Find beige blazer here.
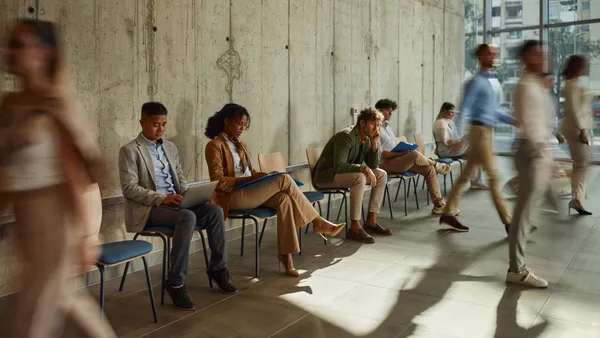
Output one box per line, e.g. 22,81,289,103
561,79,592,135
119,133,187,233
205,134,257,219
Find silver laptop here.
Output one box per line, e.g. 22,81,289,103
177,181,218,209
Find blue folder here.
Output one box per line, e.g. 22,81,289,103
391,141,418,152
234,172,304,189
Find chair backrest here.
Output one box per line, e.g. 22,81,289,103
432,132,441,157
414,134,425,155
306,147,324,190
258,152,287,172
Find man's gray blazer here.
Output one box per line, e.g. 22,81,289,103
119,133,188,233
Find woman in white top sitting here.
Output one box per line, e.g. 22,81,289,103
204,104,344,277
433,102,470,158
433,102,486,190
561,55,593,215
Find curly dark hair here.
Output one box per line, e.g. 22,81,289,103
375,99,398,111
204,103,251,139
356,107,383,127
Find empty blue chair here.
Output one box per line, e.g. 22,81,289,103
97,240,157,323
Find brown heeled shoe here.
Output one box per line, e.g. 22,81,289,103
312,222,345,240
277,255,299,277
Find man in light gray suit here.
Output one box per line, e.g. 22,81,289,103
119,102,238,311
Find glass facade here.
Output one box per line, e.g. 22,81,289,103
464,0,600,159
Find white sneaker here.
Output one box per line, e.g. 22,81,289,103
506,269,548,288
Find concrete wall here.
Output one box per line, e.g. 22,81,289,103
0,0,465,295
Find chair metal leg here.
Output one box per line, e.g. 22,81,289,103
450,171,454,188
412,177,419,210
407,178,412,197
98,264,105,318
141,256,158,323
326,194,332,220
199,231,213,288
403,180,408,216
252,217,260,278
443,174,448,196
240,218,246,256
118,261,131,292
258,218,268,248
343,193,349,237
298,227,303,256
386,184,393,219
335,195,345,222
317,201,323,215
167,238,172,271
159,236,167,305
394,179,402,202
118,233,141,292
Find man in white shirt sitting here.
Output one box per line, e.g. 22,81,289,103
375,99,451,215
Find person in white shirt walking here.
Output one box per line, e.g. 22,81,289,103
506,40,553,288
561,55,593,215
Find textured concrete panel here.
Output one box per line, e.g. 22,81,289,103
372,0,400,133
290,0,318,164
314,0,335,147
198,0,230,179
398,0,424,142
444,11,465,105
333,0,371,131
421,4,445,143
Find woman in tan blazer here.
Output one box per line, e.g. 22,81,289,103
205,104,344,276
561,55,593,215
0,19,115,337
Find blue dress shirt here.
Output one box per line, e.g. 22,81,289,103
142,135,176,195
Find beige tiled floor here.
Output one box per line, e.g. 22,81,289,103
91,158,600,337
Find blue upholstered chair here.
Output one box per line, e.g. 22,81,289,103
96,240,157,323
118,225,212,305
229,207,277,278
257,152,327,249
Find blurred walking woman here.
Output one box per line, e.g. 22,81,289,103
0,20,115,337
561,55,593,215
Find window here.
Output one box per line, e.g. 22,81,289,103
465,1,600,159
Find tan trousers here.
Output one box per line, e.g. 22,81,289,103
565,132,590,201
317,168,387,221
442,125,511,225
8,185,116,338
380,151,444,204
229,174,319,254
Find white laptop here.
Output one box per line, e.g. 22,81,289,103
176,181,218,209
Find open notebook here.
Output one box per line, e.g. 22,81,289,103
391,141,418,152
234,172,304,190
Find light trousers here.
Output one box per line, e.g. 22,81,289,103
380,151,443,204
438,141,484,185
565,132,590,201
7,185,116,338
509,140,551,272
229,174,319,255
442,125,512,225
317,168,387,221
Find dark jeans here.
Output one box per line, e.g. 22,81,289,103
146,203,227,286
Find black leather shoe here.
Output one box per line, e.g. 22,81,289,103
207,269,239,294
166,284,196,311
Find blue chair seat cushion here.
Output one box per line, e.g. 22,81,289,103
229,207,277,219
98,240,153,265
303,191,325,202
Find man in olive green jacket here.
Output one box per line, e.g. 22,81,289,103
313,108,390,243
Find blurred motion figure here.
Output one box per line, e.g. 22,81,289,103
0,19,115,337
